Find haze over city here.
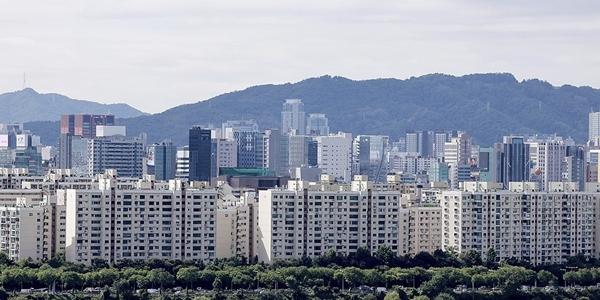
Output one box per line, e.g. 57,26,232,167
3,2,600,300
1,0,600,112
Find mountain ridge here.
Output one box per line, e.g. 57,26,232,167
0,87,146,123
22,73,600,146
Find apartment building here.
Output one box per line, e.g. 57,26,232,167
440,181,597,265
408,205,442,255
61,174,256,265
257,175,411,263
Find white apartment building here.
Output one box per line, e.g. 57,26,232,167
0,205,45,261
315,132,353,182
61,175,256,265
440,181,597,265
257,175,411,263
408,205,442,255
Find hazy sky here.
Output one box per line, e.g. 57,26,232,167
1,0,599,113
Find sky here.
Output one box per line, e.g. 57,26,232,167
1,0,599,113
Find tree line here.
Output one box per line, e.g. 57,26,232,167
2,248,600,300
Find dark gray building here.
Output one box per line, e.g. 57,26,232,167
189,127,212,181
153,141,177,181
499,136,530,188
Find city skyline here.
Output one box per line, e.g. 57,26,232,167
1,1,599,112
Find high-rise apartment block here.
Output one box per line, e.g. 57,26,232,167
441,182,595,265
257,175,411,263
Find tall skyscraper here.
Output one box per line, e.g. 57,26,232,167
60,114,115,139
222,120,265,168
589,112,600,143
189,127,212,181
153,141,177,181
281,99,306,135
306,113,329,136
499,136,530,187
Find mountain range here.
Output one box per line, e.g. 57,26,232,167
21,73,600,146
0,88,145,122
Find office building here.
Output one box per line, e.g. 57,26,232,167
87,135,145,178
352,135,389,182
281,99,306,135
153,141,177,181
211,138,238,177
306,113,329,136
499,136,530,188
60,114,115,139
315,133,353,182
189,127,212,181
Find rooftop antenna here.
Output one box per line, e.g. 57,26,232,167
22,72,26,89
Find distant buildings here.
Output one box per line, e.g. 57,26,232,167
306,113,329,136
60,114,114,139
281,99,306,135
0,124,43,175
589,111,600,143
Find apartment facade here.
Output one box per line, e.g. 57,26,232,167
440,182,597,265
257,175,411,263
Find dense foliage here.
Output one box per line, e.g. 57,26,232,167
3,249,600,300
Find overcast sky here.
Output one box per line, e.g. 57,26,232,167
1,0,599,113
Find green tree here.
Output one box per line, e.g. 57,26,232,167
384,291,401,300
61,271,84,290
433,293,455,300
375,246,397,266
460,250,482,267
0,253,11,266
213,277,223,291
176,266,199,294
147,269,175,290
37,268,60,292
485,248,497,267
113,278,133,299
0,287,8,300
536,270,557,287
